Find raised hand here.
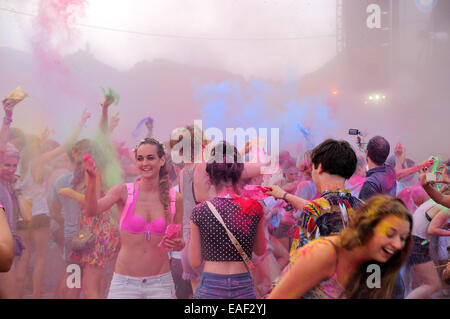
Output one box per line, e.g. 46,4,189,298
419,168,428,187
419,159,434,170
2,98,17,118
144,118,153,130
39,126,51,142
82,153,97,177
109,112,120,131
243,137,260,155
265,185,286,200
102,95,114,109
80,109,91,126
145,118,153,137
394,143,404,158
436,164,450,184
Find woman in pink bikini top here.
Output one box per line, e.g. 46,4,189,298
83,137,184,299
119,180,172,238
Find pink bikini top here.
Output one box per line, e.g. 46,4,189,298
119,180,176,238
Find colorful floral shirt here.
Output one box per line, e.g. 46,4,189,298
289,189,362,261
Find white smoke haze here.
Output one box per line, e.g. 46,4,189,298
0,0,449,163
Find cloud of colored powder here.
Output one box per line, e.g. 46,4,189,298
30,0,88,94
194,79,340,157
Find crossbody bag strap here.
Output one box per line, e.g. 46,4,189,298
206,201,255,270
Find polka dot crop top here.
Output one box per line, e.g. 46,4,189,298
191,197,263,262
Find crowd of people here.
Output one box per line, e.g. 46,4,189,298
0,92,449,299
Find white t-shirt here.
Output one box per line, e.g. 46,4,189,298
16,167,49,219
412,200,449,240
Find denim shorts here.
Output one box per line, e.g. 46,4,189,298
194,272,255,299
107,272,176,299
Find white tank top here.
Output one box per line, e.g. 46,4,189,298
412,200,449,239
16,167,49,219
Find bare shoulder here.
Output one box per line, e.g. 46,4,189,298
292,237,339,272
175,191,183,202
302,237,339,255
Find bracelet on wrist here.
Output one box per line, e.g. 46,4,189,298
283,192,289,202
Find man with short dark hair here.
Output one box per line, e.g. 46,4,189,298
359,136,396,201
358,136,406,299
266,139,363,259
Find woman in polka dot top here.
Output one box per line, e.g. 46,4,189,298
189,141,267,299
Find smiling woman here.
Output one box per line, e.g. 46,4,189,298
268,195,413,299
81,136,185,299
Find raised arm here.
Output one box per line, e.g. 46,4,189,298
394,143,433,180
420,168,450,208
0,98,17,151
394,143,406,174
100,96,115,133
240,138,264,179
144,118,153,138
82,154,125,217
265,184,309,211
31,109,91,183
427,207,450,237
396,160,434,181
109,112,120,134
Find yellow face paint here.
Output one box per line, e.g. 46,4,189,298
377,220,392,237
375,215,410,237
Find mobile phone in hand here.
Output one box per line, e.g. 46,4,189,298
426,172,437,182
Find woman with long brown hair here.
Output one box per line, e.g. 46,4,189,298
82,137,184,298
268,195,413,299
57,138,121,298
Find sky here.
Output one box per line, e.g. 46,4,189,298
0,0,337,79
0,0,448,163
